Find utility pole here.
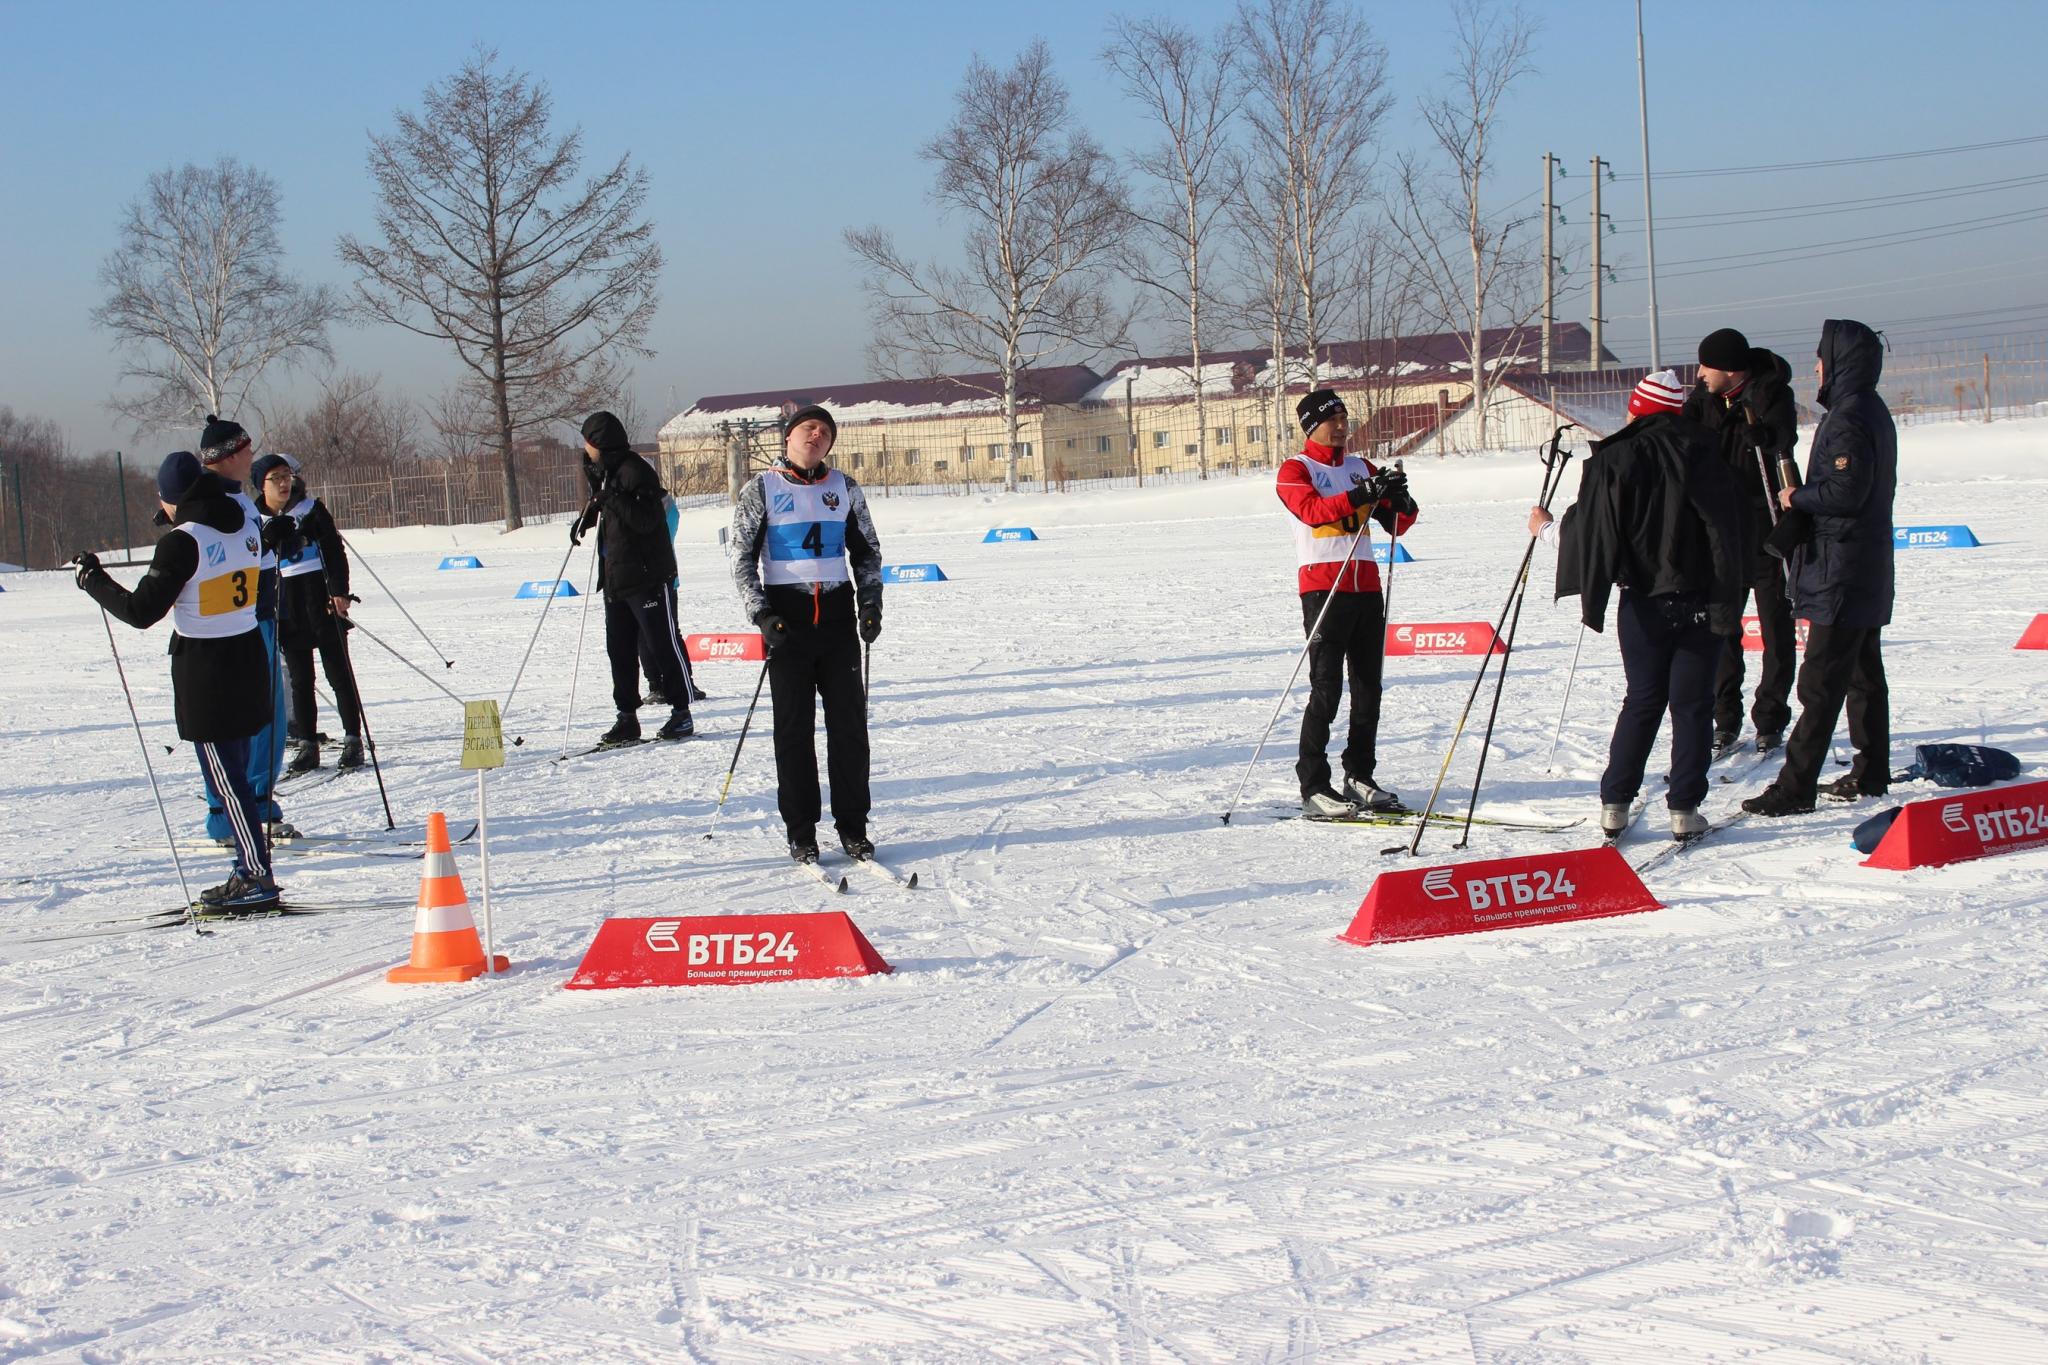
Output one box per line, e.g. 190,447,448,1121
1590,156,1607,374
1126,375,1141,488
115,451,132,555
1540,152,1555,374
1636,0,1663,368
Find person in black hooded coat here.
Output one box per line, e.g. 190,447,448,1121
251,454,365,771
572,411,695,744
1745,318,1897,815
1682,328,1800,751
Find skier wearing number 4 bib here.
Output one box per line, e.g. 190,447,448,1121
1277,389,1418,819
731,403,884,865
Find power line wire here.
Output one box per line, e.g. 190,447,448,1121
1608,132,2048,181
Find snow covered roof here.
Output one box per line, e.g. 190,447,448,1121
1084,324,1613,403
660,366,1103,441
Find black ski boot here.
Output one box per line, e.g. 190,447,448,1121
789,837,821,865
644,687,669,708
285,738,320,774
1712,728,1742,759
840,833,875,861
266,820,301,842
1822,772,1886,802
337,736,364,770
1756,729,1785,754
598,714,641,747
690,683,710,702
1741,786,1814,818
656,707,695,740
200,871,281,912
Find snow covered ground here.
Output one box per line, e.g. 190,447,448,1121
3,417,2046,1361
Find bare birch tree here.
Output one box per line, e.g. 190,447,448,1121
338,49,662,530
1102,15,1242,479
1223,162,1305,459
92,159,337,435
1391,0,1539,449
846,41,1128,493
1232,0,1391,386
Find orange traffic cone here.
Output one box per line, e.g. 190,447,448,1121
387,811,509,983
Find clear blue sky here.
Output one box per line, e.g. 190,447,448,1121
5,0,2046,456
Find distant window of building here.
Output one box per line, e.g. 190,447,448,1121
847,452,862,469
1247,425,1265,444
904,449,920,465
877,452,892,467
934,459,949,473
1152,431,1167,448
1214,427,1232,445
1095,435,1113,453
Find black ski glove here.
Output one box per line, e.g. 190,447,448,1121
71,551,100,589
260,515,299,555
859,607,882,644
754,610,789,654
569,499,600,546
1347,467,1406,510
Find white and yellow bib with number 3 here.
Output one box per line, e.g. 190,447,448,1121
171,517,262,639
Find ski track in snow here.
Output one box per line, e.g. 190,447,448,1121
2,420,2047,1360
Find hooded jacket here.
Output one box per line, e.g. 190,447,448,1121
1681,347,1799,524
1788,319,1896,628
81,482,270,743
265,478,351,648
1553,410,1747,635
578,412,676,598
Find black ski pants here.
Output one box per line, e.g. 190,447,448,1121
284,628,363,740
1713,544,1795,738
767,618,870,843
606,588,691,717
638,581,698,699
1602,590,1719,810
1770,623,1889,801
1295,589,1385,796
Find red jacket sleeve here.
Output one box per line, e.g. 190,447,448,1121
1275,458,1357,527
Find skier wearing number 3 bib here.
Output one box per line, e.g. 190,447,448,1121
732,404,885,865
1277,389,1419,819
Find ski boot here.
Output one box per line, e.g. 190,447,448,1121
597,714,641,748
1755,729,1785,755
1711,728,1742,759
840,833,875,861
1342,774,1403,812
265,820,302,842
643,687,669,708
1301,787,1358,819
656,707,695,740
1670,807,1710,842
285,738,320,774
1600,803,1631,840
1741,786,1814,818
789,837,821,865
1822,772,1885,802
200,871,281,913
337,736,364,769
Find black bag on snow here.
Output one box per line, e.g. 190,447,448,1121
1901,744,2021,789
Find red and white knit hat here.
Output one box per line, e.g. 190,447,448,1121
1626,368,1687,419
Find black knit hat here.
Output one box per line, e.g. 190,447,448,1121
249,453,294,489
198,414,250,465
782,403,837,447
1697,328,1751,372
1296,388,1346,436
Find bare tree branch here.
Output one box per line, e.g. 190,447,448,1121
337,48,662,529
92,159,338,436
845,41,1130,492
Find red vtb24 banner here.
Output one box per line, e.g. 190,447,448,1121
1343,846,1660,945
1861,778,2048,870
1383,622,1505,656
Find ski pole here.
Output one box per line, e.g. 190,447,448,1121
1393,425,1576,856
340,534,455,667
331,614,396,831
560,540,599,758
1544,622,1587,772
863,639,872,709
1375,460,1406,683
1454,426,1580,848
1220,517,1373,825
501,537,580,730
345,619,468,707
95,604,201,933
704,658,772,840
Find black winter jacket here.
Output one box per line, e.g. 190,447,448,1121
82,488,270,743
1681,348,1798,526
1788,319,1896,628
265,482,352,648
578,414,676,599
1554,411,1747,635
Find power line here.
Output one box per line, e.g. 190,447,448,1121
1610,204,2048,283
1608,132,2048,181
1608,172,2048,232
